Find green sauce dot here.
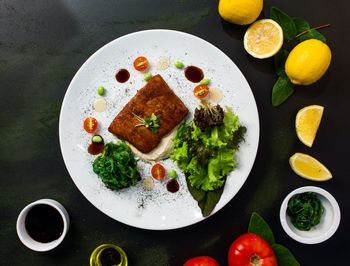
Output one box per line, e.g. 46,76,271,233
97,86,105,96
174,61,184,69
168,169,178,179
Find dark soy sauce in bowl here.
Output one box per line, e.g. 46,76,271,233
25,204,64,243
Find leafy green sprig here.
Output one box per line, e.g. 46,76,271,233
270,6,330,107
133,112,160,133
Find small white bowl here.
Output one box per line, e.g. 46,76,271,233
280,186,340,244
16,199,70,252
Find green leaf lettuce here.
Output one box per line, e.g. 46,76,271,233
171,109,243,191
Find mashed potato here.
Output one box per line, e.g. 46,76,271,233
127,126,178,162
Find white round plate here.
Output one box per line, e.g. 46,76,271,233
59,29,259,230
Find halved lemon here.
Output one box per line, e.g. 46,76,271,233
289,153,332,181
296,105,324,147
243,19,283,59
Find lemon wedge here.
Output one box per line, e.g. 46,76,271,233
296,105,324,147
244,19,283,59
289,153,332,181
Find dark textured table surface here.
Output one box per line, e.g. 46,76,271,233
1,0,349,265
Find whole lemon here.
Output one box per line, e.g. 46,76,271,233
218,0,263,25
285,39,332,85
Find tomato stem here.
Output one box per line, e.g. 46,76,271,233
250,254,260,266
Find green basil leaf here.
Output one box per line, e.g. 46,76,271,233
271,75,294,107
186,176,206,202
186,176,225,217
274,49,289,77
272,244,301,266
299,29,327,43
270,6,297,41
248,212,275,245
293,17,310,34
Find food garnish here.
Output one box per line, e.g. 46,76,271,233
166,179,179,193
151,163,166,181
244,19,283,59
133,112,159,134
295,105,324,147
194,100,224,132
92,142,140,191
193,84,209,100
171,105,246,216
143,72,152,81
289,153,332,181
174,60,184,69
88,140,104,155
93,98,107,113
168,169,177,179
92,135,104,144
287,192,324,231
156,56,170,70
184,66,204,83
115,69,130,83
200,78,211,85
209,88,223,103
83,117,99,133
142,176,154,191
133,56,149,72
97,86,105,96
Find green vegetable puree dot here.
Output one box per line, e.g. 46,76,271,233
144,72,152,81
200,78,211,85
168,169,178,179
97,86,105,95
174,61,184,69
92,135,103,143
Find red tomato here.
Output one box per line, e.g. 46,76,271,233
228,233,277,266
151,163,166,181
193,84,209,99
133,56,149,71
184,256,220,266
83,117,98,133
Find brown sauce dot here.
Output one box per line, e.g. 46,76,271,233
167,179,179,193
115,69,130,83
88,142,104,155
184,66,204,83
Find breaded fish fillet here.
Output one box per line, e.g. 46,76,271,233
108,74,188,153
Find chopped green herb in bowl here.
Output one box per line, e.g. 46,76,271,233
287,192,324,231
